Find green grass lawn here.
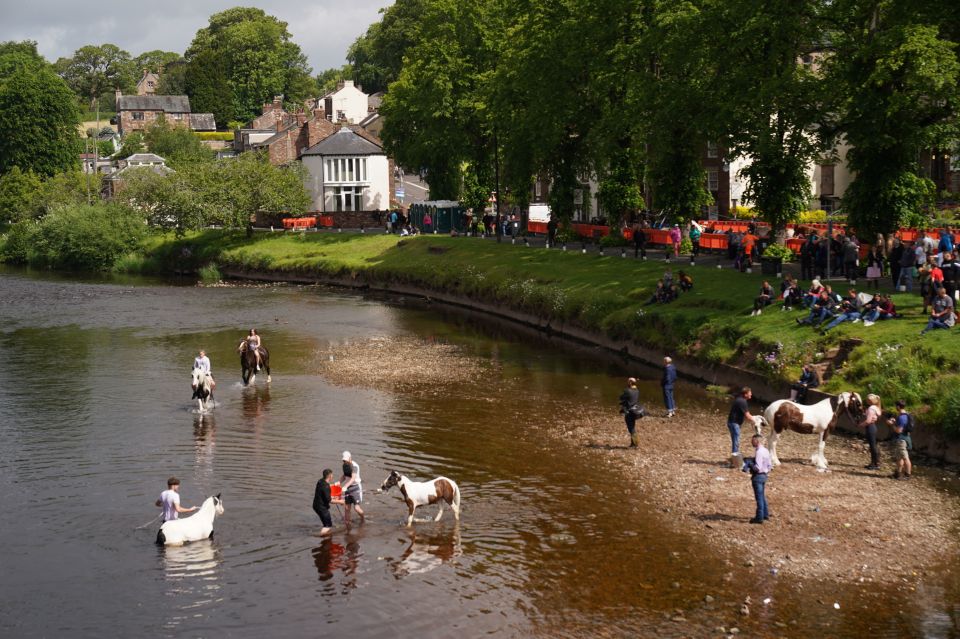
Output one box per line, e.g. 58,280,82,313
136,230,960,432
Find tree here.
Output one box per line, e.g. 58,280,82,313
830,1,960,236
347,0,429,93
184,7,314,124
116,131,145,159
133,50,181,74
114,164,214,232
0,52,81,176
55,44,135,109
0,166,43,223
708,0,830,233
156,59,188,95
316,65,353,95
142,117,211,166
212,153,310,233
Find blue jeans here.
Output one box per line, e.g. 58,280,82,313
624,413,637,435
922,319,951,333
663,386,675,411
898,268,914,292
823,311,860,332
727,422,740,454
752,473,769,520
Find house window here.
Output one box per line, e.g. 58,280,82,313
337,110,346,122
535,181,542,198
147,81,155,88
132,112,144,121
333,186,364,211
707,141,718,158
324,157,368,184
172,113,183,120
705,171,717,191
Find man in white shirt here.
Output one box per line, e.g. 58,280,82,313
156,477,197,522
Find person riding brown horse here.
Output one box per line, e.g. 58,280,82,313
238,329,271,385
238,329,263,370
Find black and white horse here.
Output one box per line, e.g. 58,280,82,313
191,368,215,411
759,392,863,471
380,471,461,527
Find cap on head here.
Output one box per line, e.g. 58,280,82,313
342,451,351,461
627,377,638,385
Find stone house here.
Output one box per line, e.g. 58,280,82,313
136,70,160,96
114,91,217,136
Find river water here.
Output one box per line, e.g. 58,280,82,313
0,268,957,638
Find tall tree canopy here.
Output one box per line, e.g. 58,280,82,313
55,44,135,110
133,50,181,74
184,7,315,125
0,46,80,176
347,0,429,94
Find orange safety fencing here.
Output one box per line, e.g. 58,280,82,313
528,221,548,234
282,216,317,229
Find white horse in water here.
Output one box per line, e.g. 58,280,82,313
156,494,224,546
758,392,863,471
380,471,461,527
191,368,215,412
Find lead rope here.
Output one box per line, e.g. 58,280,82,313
134,513,163,530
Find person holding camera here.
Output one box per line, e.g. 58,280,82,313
619,377,645,448
743,434,772,524
888,400,914,480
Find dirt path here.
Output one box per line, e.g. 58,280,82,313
317,335,960,585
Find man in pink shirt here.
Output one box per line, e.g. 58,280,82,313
745,434,772,524
669,224,682,258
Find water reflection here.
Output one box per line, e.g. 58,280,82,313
159,541,224,631
388,526,461,579
241,384,271,423
312,532,363,591
193,412,216,466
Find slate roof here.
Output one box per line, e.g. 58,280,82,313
190,113,217,131
124,153,167,164
117,95,191,112
301,126,383,156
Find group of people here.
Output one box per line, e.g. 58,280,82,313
645,269,694,305
158,451,366,539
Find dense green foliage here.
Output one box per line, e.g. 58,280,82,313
2,203,145,270
0,44,81,177
54,43,136,110
184,7,315,125
142,117,211,165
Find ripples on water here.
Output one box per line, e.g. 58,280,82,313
1,270,959,638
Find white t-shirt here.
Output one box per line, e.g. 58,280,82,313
194,356,211,374
160,489,180,521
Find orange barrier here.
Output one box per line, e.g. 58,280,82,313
528,221,548,234
785,238,804,253
571,223,610,238
282,216,316,229
645,229,673,245
317,215,335,227
699,233,728,250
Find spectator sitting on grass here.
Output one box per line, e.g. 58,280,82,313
789,364,819,402
752,280,773,316
862,294,896,326
780,275,803,310
821,289,862,333
663,268,674,289
920,287,955,335
802,279,824,308
646,280,667,305
677,270,694,292
797,286,841,327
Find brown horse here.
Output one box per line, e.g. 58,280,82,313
240,344,271,385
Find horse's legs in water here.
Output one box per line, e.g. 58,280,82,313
406,504,415,527
434,500,444,522
769,428,782,466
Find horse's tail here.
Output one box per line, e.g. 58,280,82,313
451,480,461,519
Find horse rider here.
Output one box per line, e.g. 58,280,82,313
239,329,263,371
156,476,197,522
193,350,216,389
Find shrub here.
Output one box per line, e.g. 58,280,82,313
195,132,234,141
8,203,147,270
762,244,795,261
928,376,960,437
0,221,40,263
730,205,755,220
199,262,223,283
599,232,629,247
797,209,828,224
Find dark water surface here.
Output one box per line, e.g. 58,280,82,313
1,268,958,638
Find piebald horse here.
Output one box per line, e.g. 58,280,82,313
759,392,863,471
380,471,461,527
191,368,214,411
156,494,225,546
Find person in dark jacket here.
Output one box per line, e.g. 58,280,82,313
889,240,904,289
800,236,815,280
312,468,339,536
619,377,644,448
752,280,774,315
843,238,859,282
633,223,647,259
661,357,677,417
789,364,819,402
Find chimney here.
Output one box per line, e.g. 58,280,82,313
115,88,122,101
312,108,325,121
295,111,306,126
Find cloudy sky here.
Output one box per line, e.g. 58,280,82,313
0,0,390,72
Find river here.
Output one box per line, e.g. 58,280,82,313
0,268,957,638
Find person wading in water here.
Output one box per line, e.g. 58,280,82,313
619,377,645,448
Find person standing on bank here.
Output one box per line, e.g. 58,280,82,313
859,394,883,470
661,357,677,418
618,377,645,448
156,477,197,522
340,451,365,524
745,434,772,524
727,387,756,457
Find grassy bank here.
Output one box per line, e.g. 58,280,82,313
80,230,960,433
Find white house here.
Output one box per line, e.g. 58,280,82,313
301,126,390,212
320,80,370,124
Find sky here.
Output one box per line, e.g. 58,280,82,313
0,0,390,72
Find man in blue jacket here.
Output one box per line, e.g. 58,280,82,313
662,356,677,417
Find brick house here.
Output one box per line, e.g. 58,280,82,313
114,91,217,135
